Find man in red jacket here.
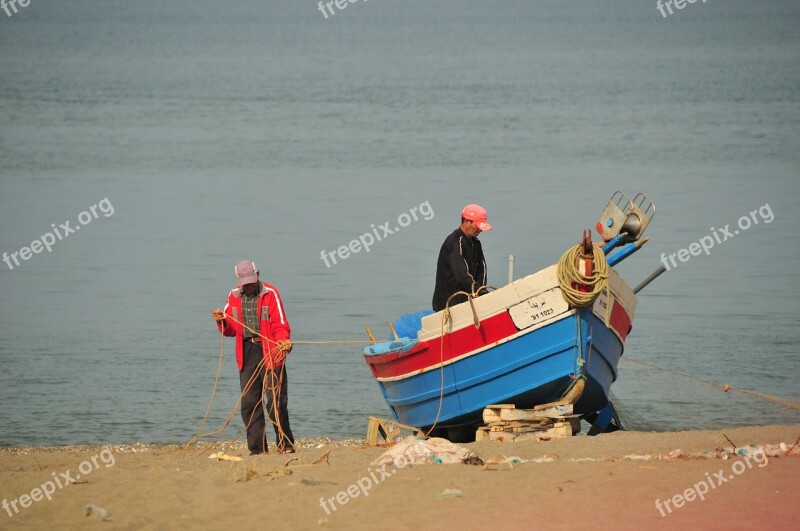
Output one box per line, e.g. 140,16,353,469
211,260,295,455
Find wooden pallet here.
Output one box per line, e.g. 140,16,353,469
476,404,580,442
366,417,425,445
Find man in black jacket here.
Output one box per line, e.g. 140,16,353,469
432,204,492,312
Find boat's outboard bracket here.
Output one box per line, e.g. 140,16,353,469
596,191,655,242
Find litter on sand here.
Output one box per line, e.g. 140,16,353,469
300,476,337,486
85,503,110,520
620,441,800,462
372,436,470,466
208,452,243,462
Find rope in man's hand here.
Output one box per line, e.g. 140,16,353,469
211,308,293,352
211,308,377,347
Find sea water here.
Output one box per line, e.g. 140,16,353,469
1,0,798,445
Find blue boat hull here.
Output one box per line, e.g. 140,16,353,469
376,309,623,430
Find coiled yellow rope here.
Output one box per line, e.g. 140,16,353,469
557,244,609,308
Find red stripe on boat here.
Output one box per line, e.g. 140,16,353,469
365,311,519,380
610,300,631,341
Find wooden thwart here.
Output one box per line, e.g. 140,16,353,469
476,404,580,443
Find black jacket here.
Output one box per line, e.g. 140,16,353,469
432,228,487,312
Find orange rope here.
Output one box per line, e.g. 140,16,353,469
180,332,226,456
424,288,484,437
187,353,266,456
200,296,485,446
219,313,294,447
187,314,296,455
220,313,376,347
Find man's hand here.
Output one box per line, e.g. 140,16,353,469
211,308,225,322
277,340,293,354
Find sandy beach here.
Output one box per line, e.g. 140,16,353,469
1,424,797,530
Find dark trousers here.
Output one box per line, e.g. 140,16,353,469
239,340,295,453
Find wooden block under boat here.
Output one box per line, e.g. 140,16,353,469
476,416,579,442
488,430,518,442
483,410,502,423
511,425,541,433
501,404,573,421
475,427,489,441
483,403,574,424
513,423,573,442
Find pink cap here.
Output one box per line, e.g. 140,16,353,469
461,204,492,231
234,260,259,285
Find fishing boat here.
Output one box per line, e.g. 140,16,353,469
363,192,658,439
